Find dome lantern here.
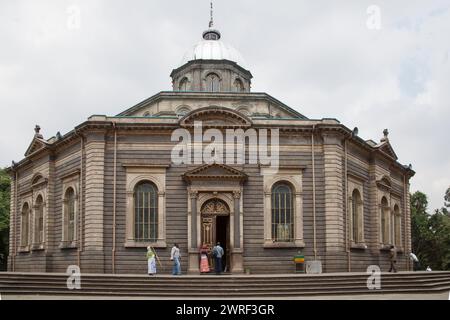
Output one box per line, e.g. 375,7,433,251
171,1,253,92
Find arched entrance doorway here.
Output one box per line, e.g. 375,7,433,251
201,199,230,272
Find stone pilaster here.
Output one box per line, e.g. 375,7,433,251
82,131,105,273
45,155,56,270
405,181,412,266
233,191,241,249
231,190,243,274
188,191,200,274
323,133,345,271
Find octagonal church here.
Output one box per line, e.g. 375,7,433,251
7,15,415,275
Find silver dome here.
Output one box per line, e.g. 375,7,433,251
180,35,247,69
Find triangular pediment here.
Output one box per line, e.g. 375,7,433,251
25,137,49,157
183,163,248,183
377,141,398,160
180,107,252,128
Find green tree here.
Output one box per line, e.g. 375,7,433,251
0,168,10,271
411,190,450,270
445,186,450,208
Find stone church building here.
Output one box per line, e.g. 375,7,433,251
7,17,415,274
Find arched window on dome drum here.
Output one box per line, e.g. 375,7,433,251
21,203,30,247
179,77,190,91
64,188,76,242
271,183,294,242
34,195,44,244
134,181,158,242
205,73,220,92
233,79,245,92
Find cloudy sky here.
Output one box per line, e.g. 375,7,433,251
0,0,448,211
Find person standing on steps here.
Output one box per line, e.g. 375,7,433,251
389,245,397,273
171,243,181,275
212,242,224,275
146,246,157,276
200,244,210,274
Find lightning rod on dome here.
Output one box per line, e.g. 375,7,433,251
209,1,214,28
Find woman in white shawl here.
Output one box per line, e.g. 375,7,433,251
146,246,157,275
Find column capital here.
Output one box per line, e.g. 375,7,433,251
189,191,199,199
233,190,241,199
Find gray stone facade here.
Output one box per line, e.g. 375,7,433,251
6,22,415,275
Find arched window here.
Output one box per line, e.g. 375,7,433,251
205,73,220,92
179,77,190,91
134,181,158,242
64,188,76,242
351,189,363,243
176,106,191,117
21,203,30,247
34,195,44,244
271,183,294,242
393,205,401,247
380,197,389,244
233,79,245,92
143,111,152,117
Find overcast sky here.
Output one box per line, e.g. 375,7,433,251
0,0,448,211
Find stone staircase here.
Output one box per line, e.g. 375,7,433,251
0,271,449,299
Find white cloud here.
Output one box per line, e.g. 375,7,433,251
0,0,448,210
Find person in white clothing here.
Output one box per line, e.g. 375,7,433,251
170,243,181,275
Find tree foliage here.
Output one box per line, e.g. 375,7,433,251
411,191,450,271
0,168,10,270
445,186,450,208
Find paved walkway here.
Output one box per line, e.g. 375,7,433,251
2,291,449,300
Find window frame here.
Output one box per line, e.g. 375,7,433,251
60,172,80,250
124,166,167,248
205,73,221,92
33,194,45,247
178,77,190,91
233,78,245,92
380,196,390,245
20,202,31,250
133,181,159,242
271,182,294,242
262,168,305,248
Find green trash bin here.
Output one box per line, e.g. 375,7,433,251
293,254,305,273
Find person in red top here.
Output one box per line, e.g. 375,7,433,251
200,244,210,273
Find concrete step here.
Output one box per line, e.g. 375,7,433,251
1,272,449,298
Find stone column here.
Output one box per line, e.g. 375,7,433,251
82,131,105,273
45,155,56,271
405,181,412,268
233,191,241,249
231,190,244,274
188,191,200,274
323,133,345,272
8,172,16,271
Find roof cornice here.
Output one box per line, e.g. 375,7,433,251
116,91,307,119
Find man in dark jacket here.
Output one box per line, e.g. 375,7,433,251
389,245,397,273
